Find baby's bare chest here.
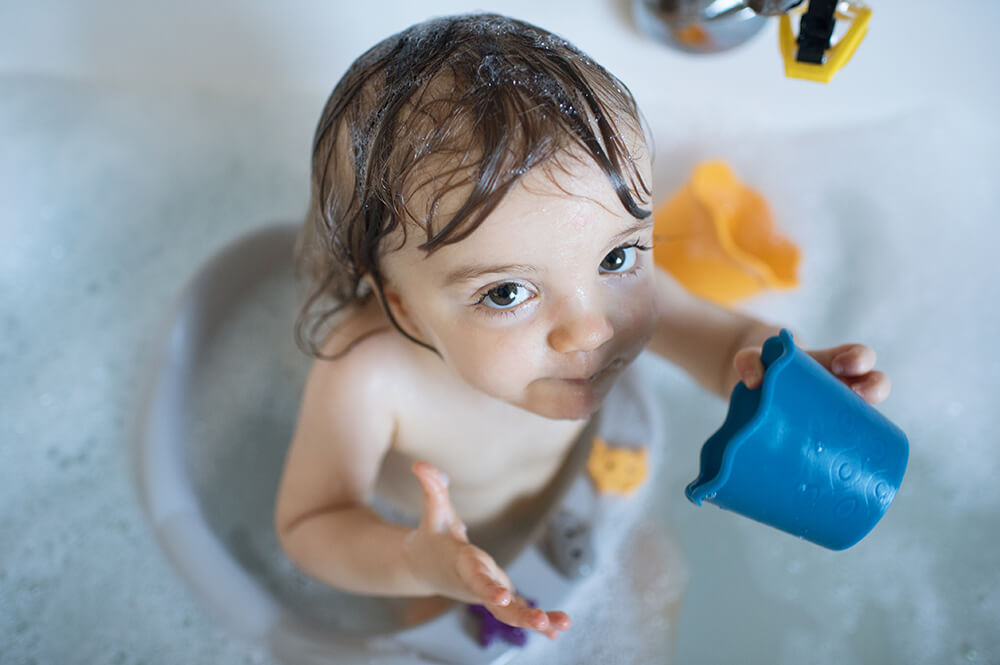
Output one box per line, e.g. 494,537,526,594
401,411,577,483
378,386,586,524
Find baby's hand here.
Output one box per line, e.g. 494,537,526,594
404,462,571,640
733,342,891,405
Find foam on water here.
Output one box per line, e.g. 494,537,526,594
3,18,1000,661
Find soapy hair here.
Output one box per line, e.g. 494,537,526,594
295,12,651,357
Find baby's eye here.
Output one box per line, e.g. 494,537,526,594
600,245,638,274
480,282,532,309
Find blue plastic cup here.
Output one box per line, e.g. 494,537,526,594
686,330,909,550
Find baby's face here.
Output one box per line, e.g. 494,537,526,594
381,152,657,420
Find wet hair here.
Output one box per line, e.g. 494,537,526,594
295,12,651,358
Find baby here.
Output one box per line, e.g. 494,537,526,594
275,13,890,640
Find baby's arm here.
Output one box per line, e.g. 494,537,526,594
646,267,781,398
275,342,569,637
647,268,890,403
274,345,428,595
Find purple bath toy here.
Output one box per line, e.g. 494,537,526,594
467,599,537,648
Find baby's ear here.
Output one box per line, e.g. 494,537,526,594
373,276,425,343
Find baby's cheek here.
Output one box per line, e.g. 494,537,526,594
615,287,658,350
446,331,540,398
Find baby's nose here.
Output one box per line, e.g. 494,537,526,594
547,306,614,354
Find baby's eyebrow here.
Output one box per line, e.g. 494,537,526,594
443,262,539,285
609,218,654,245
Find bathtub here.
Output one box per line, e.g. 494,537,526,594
2,1,997,663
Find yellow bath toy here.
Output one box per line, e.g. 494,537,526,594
586,438,648,496
653,161,800,305
779,2,872,84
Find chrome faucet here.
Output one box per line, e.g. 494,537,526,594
633,0,800,54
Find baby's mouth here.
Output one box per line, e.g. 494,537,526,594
565,358,625,384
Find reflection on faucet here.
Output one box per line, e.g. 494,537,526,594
632,0,784,53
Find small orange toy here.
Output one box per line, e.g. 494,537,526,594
586,438,648,496
653,161,800,305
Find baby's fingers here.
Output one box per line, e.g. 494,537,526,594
809,344,877,377
488,597,571,639
733,347,765,389
454,548,571,638
456,546,512,607
412,461,464,537
470,568,512,607
544,610,571,633
808,344,890,404
844,370,891,405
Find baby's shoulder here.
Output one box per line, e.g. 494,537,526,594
317,296,392,358
309,300,426,409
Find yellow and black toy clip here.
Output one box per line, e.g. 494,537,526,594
779,1,871,82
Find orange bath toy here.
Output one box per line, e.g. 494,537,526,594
653,161,800,305
586,438,648,496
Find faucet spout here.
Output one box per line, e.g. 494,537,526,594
633,0,770,54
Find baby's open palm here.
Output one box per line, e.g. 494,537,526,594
405,461,571,639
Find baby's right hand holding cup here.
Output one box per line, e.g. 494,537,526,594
405,462,571,639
